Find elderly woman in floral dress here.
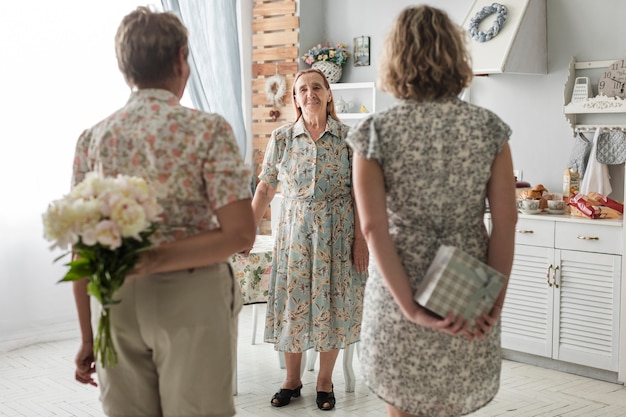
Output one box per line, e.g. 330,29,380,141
249,68,368,411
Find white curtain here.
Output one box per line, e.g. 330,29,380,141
161,0,247,157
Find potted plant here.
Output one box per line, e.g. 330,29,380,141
301,41,350,83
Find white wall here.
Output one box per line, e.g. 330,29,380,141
320,0,626,200
0,0,150,351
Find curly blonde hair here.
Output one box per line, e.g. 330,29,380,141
378,5,473,101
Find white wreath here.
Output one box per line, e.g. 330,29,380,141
468,3,507,42
264,74,287,108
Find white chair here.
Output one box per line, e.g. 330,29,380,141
250,304,262,344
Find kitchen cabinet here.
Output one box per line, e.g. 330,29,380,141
501,215,622,373
330,82,376,126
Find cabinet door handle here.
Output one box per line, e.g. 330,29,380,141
546,264,553,286
577,235,599,240
552,265,560,288
516,229,534,234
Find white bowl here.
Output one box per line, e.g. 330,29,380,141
547,200,566,211
521,200,540,211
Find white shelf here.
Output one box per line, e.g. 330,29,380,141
563,57,626,131
564,96,626,114
330,82,374,90
337,113,372,119
330,82,376,125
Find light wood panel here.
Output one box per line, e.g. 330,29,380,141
252,105,295,122
252,0,299,180
252,46,299,62
252,62,298,77
253,0,296,17
252,15,299,32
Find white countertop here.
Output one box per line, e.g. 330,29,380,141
485,211,623,227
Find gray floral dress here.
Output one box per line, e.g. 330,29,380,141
260,117,367,353
346,98,511,417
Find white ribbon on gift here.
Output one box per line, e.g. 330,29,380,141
460,267,502,320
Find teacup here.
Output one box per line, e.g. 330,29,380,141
547,200,566,211
521,199,540,211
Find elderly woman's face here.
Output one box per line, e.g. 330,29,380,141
294,73,331,118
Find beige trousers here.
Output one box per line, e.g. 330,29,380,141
94,263,242,417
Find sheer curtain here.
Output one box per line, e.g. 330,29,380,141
161,0,247,157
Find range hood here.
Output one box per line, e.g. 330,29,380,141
462,0,547,75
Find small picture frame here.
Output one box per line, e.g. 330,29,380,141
353,36,370,67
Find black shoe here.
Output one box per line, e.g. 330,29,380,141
271,384,303,407
316,385,335,411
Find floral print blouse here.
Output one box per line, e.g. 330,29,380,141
259,117,352,198
72,89,251,245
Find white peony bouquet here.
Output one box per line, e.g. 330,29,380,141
42,172,163,367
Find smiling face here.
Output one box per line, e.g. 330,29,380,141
293,72,332,120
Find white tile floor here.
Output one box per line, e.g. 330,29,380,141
1,304,626,417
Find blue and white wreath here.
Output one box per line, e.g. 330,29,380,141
468,3,508,42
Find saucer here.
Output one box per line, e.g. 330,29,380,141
547,209,566,215
520,209,541,215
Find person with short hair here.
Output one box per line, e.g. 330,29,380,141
71,6,255,417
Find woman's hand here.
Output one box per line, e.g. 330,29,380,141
75,341,97,387
405,303,474,340
470,304,502,340
125,249,156,279
239,243,254,257
352,237,369,274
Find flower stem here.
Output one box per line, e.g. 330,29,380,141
94,307,118,368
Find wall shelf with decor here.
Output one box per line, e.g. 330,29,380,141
563,57,626,132
330,82,376,125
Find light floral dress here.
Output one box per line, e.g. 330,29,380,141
260,117,367,352
346,98,511,417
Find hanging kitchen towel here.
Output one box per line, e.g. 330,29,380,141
580,128,612,196
567,132,592,178
596,130,626,165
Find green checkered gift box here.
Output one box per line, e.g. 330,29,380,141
415,245,507,328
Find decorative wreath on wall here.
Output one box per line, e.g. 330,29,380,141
265,74,286,107
468,3,508,42
264,74,286,121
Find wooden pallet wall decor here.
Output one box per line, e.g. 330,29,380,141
252,0,299,177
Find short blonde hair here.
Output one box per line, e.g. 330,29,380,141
114,6,189,88
292,68,340,123
378,5,473,101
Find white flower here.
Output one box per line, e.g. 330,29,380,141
110,197,147,239
122,176,152,202
94,220,122,249
42,200,79,250
74,198,103,225
141,199,163,222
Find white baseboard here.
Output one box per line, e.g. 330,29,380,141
0,320,78,353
